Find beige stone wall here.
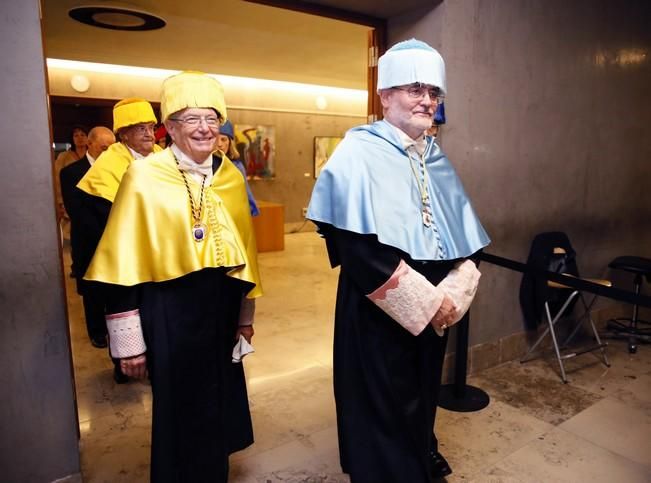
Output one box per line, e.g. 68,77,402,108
228,108,365,225
389,0,651,347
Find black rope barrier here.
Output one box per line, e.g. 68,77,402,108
477,252,651,308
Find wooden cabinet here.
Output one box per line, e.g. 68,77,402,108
251,200,285,252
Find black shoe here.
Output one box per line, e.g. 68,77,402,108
431,450,452,479
113,366,129,384
90,335,108,349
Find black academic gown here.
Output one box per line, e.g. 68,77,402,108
107,270,253,483
60,156,110,290
320,224,454,483
60,157,111,339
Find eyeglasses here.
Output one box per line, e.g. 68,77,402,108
130,124,155,135
169,115,221,127
393,83,444,102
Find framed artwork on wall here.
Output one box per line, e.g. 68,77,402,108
314,136,343,178
234,124,275,179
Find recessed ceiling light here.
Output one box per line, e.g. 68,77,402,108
68,6,166,31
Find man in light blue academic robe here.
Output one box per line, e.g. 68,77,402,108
308,38,490,482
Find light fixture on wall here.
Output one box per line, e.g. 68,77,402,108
315,95,328,110
70,74,90,93
47,59,368,116
47,59,367,100
68,5,166,31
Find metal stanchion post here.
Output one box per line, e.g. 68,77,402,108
438,310,490,412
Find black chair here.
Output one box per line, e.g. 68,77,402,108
604,256,651,353
520,232,610,383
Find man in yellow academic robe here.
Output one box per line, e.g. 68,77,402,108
85,71,262,483
75,98,162,383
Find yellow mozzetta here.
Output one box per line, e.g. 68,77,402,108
76,142,163,202
84,148,262,298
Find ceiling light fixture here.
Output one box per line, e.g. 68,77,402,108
68,5,166,31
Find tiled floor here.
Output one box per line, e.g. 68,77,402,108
63,232,651,482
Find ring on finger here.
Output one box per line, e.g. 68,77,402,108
441,323,448,329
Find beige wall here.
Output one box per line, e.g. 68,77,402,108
228,109,365,224
389,0,651,346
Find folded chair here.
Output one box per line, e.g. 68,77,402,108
520,232,610,383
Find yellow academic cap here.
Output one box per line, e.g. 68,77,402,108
113,98,157,132
160,71,227,122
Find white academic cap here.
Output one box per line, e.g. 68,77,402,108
377,39,447,95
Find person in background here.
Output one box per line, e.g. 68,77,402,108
54,125,88,221
155,124,170,149
76,98,161,383
215,120,259,216
307,39,490,482
84,71,262,482
426,101,446,139
77,98,161,205
427,122,441,139
60,126,116,349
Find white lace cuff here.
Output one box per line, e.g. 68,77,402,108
106,309,147,359
437,259,481,325
367,260,445,336
239,297,255,326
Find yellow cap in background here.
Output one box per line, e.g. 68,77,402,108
113,98,157,132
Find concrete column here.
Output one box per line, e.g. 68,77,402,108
0,1,81,482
